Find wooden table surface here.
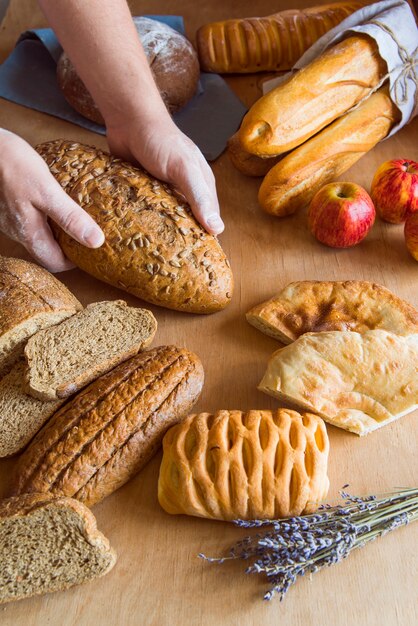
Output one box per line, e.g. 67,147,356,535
0,1,417,625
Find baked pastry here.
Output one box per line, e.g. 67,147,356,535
11,346,204,506
158,409,329,520
227,132,281,177
37,140,233,314
196,2,365,73
0,255,82,377
239,35,387,156
0,493,116,605
259,330,418,435
247,281,418,343
258,87,398,216
24,300,157,400
57,16,200,124
0,361,63,457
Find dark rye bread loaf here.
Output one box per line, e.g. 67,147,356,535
11,346,204,506
37,140,233,314
0,256,82,377
57,17,200,125
0,493,116,605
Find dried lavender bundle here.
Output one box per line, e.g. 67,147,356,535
199,487,418,601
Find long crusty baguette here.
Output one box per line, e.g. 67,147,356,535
196,2,365,73
0,493,116,604
239,35,387,156
227,132,281,177
258,87,399,217
36,140,233,314
11,346,204,507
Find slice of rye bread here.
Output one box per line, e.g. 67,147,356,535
0,256,82,377
24,300,158,401
0,493,116,604
0,361,64,457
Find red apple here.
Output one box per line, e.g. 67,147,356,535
308,182,376,248
371,159,418,224
405,211,418,261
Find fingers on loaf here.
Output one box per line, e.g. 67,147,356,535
11,346,204,507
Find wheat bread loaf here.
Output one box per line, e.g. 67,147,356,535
57,17,200,124
36,140,233,314
258,87,399,217
197,2,365,73
0,493,116,605
0,361,64,457
239,35,387,156
11,345,204,506
24,299,157,401
0,256,82,377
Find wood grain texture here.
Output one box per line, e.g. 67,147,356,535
0,1,417,625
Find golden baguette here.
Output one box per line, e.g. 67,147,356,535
239,35,387,157
258,87,399,217
227,132,280,177
196,2,365,73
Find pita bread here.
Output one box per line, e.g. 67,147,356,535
258,330,418,435
247,281,418,344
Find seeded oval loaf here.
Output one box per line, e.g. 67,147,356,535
24,299,157,401
0,255,82,377
0,493,116,605
57,17,200,124
11,345,204,506
36,140,233,314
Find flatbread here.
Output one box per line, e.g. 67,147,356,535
258,330,418,435
247,281,418,344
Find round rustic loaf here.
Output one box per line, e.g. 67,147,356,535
57,17,200,124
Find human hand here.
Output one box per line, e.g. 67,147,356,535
0,130,104,272
106,116,225,235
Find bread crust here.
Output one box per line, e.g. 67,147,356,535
158,409,329,520
239,35,387,157
197,2,365,73
11,346,204,506
36,140,233,314
247,281,418,343
227,132,281,177
0,256,82,376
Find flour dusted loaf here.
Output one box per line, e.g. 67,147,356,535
57,16,200,124
0,255,81,377
247,281,418,343
259,330,418,435
0,493,116,605
24,299,157,401
239,35,387,157
37,140,233,314
11,346,204,506
258,87,398,216
197,2,364,73
158,409,329,520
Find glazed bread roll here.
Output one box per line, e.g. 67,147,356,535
227,132,281,177
258,87,399,217
196,2,365,73
158,409,329,521
239,35,388,156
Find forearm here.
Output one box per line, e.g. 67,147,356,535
38,0,172,129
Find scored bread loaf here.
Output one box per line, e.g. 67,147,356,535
258,87,399,217
239,35,388,156
158,409,329,520
11,346,204,506
24,300,157,401
0,493,116,605
0,361,64,457
196,2,365,73
0,255,82,377
57,17,200,124
36,140,233,314
227,132,281,177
